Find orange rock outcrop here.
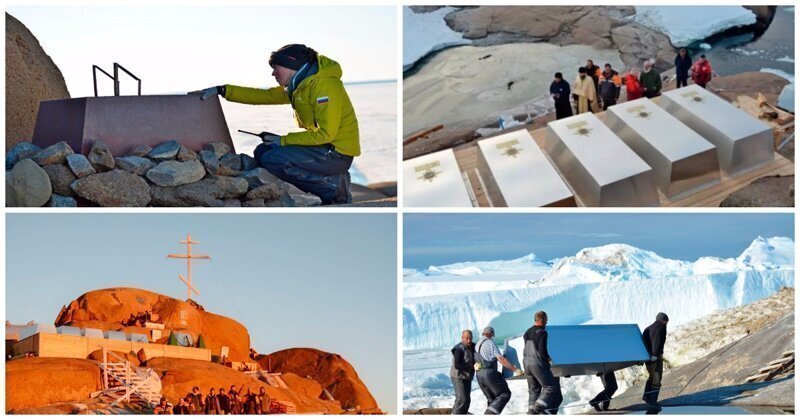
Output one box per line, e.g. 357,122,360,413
54,287,250,361
6,358,102,412
261,348,379,411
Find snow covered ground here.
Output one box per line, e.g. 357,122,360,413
403,7,471,71
634,6,757,47
403,237,794,413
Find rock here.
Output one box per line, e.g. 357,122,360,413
262,348,379,411
240,154,258,171
6,141,41,169
33,141,73,166
240,167,285,190
611,23,675,71
367,181,398,198
87,140,115,171
65,154,96,178
114,156,155,176
5,358,101,413
146,160,206,187
57,287,251,362
720,176,794,207
46,194,77,207
147,358,343,413
146,140,181,160
223,199,242,207
70,403,89,414
43,164,76,196
6,13,70,150
71,169,151,207
128,144,152,157
219,152,242,171
287,184,322,207
86,349,139,367
243,198,265,207
265,193,297,207
150,177,245,207
246,184,284,202
216,166,242,177
203,142,230,159
176,146,198,162
198,149,220,175
6,158,52,206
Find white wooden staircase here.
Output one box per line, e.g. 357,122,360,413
91,347,162,408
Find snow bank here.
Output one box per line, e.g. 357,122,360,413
403,7,471,71
410,253,550,277
634,6,756,47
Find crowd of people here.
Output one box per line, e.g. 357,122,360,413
449,311,670,415
549,51,715,120
152,385,272,415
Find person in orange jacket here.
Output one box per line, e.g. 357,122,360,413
598,63,622,110
624,68,643,101
691,54,714,88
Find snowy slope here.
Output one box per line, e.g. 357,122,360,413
403,6,471,71
634,6,757,47
411,253,550,277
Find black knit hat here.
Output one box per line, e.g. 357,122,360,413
656,312,669,322
269,44,318,70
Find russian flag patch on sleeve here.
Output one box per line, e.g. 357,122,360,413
316,96,329,105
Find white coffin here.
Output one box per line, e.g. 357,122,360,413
403,149,473,207
657,85,774,176
476,129,575,207
544,113,659,207
605,98,721,198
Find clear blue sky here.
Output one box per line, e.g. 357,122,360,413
6,213,397,413
7,5,396,97
405,213,794,269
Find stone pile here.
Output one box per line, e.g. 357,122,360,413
6,140,320,207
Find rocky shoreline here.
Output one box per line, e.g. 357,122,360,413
6,140,396,207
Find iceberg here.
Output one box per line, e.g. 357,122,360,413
403,6,471,71
633,6,757,47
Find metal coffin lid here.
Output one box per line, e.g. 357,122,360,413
503,324,649,378
32,94,234,156
477,129,574,207
19,323,58,341
546,113,652,187
403,149,473,207
660,85,773,140
604,98,721,197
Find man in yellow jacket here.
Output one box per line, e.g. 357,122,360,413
197,44,360,204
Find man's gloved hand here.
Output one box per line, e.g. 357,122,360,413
514,369,525,377
650,355,658,362
259,131,281,146
193,86,225,100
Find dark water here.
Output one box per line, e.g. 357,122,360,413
688,6,794,77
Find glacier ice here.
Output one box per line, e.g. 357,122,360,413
633,6,757,47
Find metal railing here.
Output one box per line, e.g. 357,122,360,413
92,63,141,97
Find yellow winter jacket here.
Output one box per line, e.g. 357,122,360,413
223,55,360,157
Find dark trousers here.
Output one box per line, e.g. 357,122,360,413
644,90,661,99
589,371,619,410
643,358,663,405
555,99,573,120
676,74,688,88
451,377,472,414
601,97,617,111
254,143,353,204
524,359,562,414
476,369,511,415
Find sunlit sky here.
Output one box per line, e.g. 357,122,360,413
7,5,397,97
405,213,794,269
6,213,397,413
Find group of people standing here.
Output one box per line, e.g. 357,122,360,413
549,51,715,120
449,312,670,415
153,385,271,415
